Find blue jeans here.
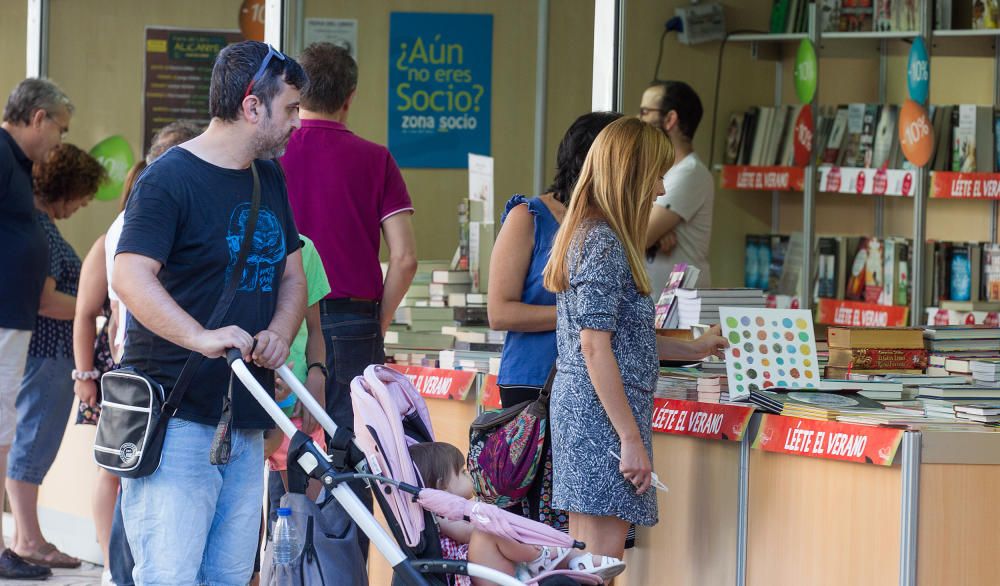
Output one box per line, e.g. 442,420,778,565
121,418,264,586
110,491,135,586
8,355,75,484
321,308,383,560
322,310,385,431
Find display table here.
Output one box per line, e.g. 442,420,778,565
613,399,754,586
745,414,1000,586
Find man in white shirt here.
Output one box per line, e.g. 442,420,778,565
640,81,714,296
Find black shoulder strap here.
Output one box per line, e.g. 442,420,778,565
537,364,557,404
163,161,262,414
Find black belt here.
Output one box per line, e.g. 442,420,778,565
320,298,380,316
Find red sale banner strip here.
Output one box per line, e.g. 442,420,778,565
720,165,805,192
651,398,755,441
753,414,904,466
385,364,476,401
931,172,1000,199
481,374,501,410
816,298,909,327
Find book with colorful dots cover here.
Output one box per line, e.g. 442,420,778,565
721,308,820,401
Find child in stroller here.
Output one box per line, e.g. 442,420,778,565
233,350,616,586
408,442,626,585
351,365,625,586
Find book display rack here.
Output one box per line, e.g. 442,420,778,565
720,1,1000,328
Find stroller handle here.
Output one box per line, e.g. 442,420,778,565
225,347,243,365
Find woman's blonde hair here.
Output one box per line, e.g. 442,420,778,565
543,117,674,296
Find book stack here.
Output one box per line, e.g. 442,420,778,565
435,302,505,376
825,327,927,379
387,260,457,365
439,349,501,375
819,378,905,401
674,288,765,328
849,373,972,400
970,358,1000,383
748,389,884,420
654,264,701,329
430,270,472,306
655,368,701,401
447,292,487,308
696,375,729,404
954,403,1000,424
398,260,452,308
925,326,1000,355
926,354,984,380
916,384,1000,419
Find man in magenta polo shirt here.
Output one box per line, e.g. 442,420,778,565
280,44,417,547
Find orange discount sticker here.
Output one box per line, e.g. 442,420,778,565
898,99,934,168
239,0,266,41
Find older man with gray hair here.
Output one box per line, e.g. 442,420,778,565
0,77,73,580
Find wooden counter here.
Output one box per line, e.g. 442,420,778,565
621,433,742,586
746,450,902,586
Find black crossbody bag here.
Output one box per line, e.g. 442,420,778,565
93,162,262,479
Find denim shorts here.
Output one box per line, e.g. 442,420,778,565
0,329,30,447
8,355,76,484
121,418,264,585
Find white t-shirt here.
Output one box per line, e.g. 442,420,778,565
646,152,714,297
104,211,127,349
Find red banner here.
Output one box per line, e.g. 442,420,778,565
720,165,805,192
753,414,904,466
481,374,501,410
651,399,755,441
931,172,1000,199
385,365,476,401
816,298,909,327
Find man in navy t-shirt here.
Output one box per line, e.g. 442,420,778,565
114,42,307,584
0,78,73,581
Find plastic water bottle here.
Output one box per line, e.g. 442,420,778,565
273,508,301,565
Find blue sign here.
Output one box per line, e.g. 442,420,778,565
388,13,492,168
907,37,929,105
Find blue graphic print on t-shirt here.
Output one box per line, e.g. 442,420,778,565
227,205,286,293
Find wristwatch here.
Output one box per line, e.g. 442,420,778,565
308,362,329,378
71,369,101,381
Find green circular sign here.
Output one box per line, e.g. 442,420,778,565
89,135,135,201
794,39,818,104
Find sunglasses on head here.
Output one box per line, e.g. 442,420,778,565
244,45,287,99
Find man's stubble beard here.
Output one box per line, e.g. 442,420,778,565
253,115,291,160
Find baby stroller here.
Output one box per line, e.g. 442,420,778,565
228,352,602,586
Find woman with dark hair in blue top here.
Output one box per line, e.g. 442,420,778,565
487,111,622,530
